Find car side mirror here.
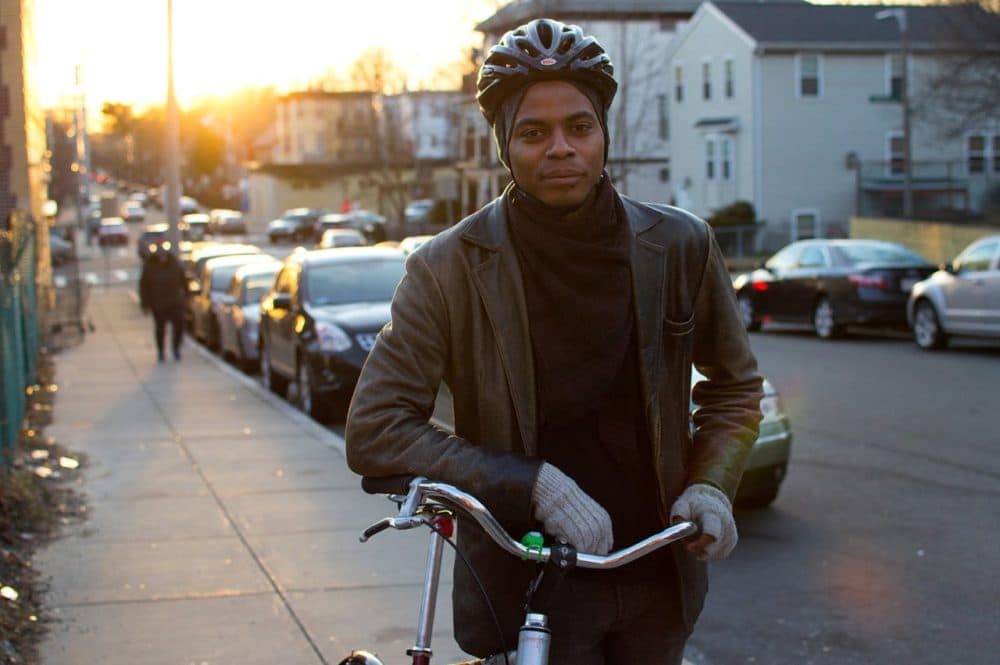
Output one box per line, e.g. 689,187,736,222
272,293,292,310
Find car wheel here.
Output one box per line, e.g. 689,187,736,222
812,297,843,339
913,300,947,350
297,361,327,421
738,292,761,332
260,344,287,396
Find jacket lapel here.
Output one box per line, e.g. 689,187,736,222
623,197,666,409
463,194,539,456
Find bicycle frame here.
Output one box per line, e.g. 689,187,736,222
339,477,698,665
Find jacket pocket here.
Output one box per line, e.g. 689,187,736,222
663,313,695,336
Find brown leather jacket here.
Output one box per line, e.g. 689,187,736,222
345,190,763,656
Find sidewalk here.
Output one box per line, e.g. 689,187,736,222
37,286,467,664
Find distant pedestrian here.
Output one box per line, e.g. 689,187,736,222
139,247,186,362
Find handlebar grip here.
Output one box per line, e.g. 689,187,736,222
361,475,415,495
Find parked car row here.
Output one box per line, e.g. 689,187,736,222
732,237,1000,350
266,208,387,245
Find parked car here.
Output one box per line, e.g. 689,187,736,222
49,233,75,266
399,235,434,256
97,218,129,246
190,254,278,351
183,242,262,328
907,235,1000,350
267,208,329,243
181,213,210,240
317,228,367,249
732,239,936,338
258,246,406,420
120,200,146,222
180,196,200,215
209,209,247,235
137,223,170,260
217,262,282,371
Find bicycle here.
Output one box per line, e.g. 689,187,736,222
338,476,698,665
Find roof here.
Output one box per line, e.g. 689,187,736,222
713,2,1000,51
476,0,803,32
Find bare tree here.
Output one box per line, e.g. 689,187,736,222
914,1,1000,139
349,48,408,95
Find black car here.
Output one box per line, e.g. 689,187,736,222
137,223,170,260
267,208,330,244
733,239,936,339
258,246,405,420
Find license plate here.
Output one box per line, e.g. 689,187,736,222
900,278,917,292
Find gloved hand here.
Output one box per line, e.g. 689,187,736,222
670,483,738,561
531,462,613,555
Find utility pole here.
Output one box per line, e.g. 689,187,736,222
164,0,182,252
73,64,90,233
876,8,913,219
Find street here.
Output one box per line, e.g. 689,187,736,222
53,212,1000,664
690,329,1000,665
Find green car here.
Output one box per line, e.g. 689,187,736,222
691,370,792,508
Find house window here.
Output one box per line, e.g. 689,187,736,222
888,134,905,176
721,139,731,180
798,54,820,97
967,134,986,174
659,166,670,183
792,209,820,240
994,136,1000,173
657,94,669,140
724,59,734,98
705,139,715,180
887,53,904,100
702,61,712,100
674,65,684,103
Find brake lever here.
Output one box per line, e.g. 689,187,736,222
359,515,426,542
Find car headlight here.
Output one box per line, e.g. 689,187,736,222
315,321,352,352
760,394,782,421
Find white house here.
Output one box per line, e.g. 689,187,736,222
667,1,1000,251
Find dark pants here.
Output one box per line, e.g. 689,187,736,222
152,305,184,357
542,575,689,665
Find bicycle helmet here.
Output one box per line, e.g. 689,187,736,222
477,18,617,126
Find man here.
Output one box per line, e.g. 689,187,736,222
139,246,186,362
346,18,762,664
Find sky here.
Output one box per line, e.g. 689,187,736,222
33,0,501,111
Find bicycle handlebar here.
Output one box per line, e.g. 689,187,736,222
360,476,699,570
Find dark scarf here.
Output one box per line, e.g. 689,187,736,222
507,173,633,429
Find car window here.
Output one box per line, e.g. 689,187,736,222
829,242,926,266
797,246,827,269
955,241,999,273
765,244,803,272
211,265,243,292
242,278,273,305
304,259,405,306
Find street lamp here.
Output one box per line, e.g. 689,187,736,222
876,8,913,219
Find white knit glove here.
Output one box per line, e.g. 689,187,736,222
670,483,738,561
531,463,613,555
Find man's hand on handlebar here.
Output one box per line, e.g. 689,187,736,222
670,483,738,561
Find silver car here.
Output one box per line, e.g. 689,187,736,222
907,235,1000,350
218,262,282,371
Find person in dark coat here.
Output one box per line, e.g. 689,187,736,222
346,18,763,665
139,247,187,362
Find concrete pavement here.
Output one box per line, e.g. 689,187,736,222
37,284,466,664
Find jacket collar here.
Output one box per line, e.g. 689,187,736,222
459,186,669,455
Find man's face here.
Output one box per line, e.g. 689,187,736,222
507,81,605,209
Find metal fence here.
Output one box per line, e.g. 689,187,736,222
0,211,39,467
